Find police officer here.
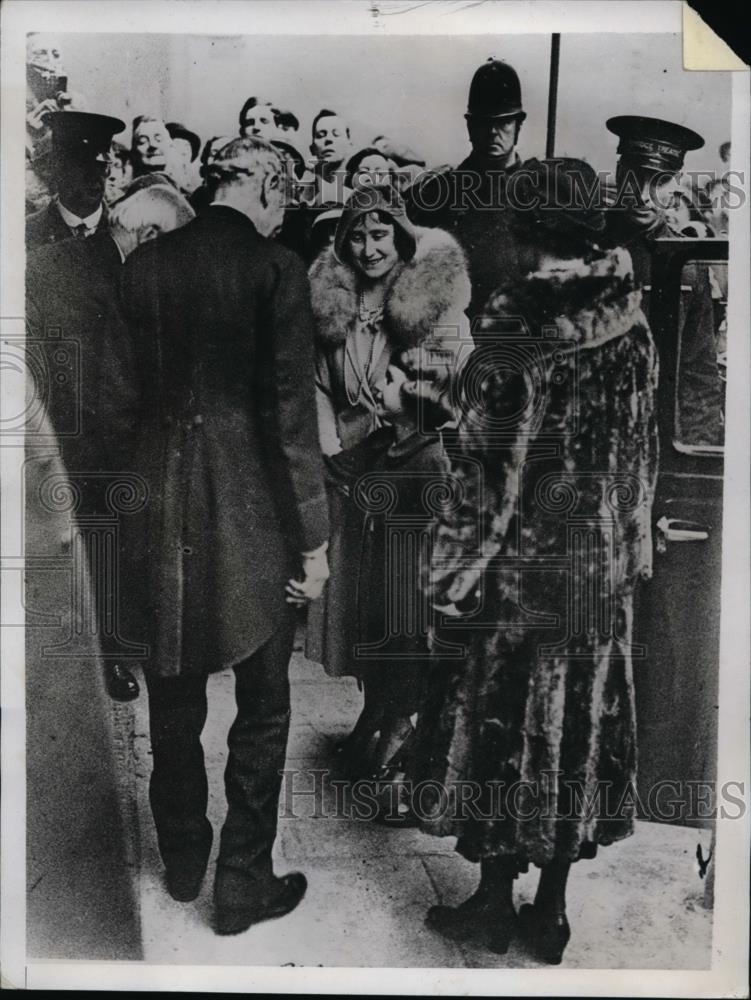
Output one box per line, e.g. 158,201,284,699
407,58,535,323
604,115,723,447
26,111,125,249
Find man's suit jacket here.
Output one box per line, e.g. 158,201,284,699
120,204,329,677
25,230,137,476
26,200,109,251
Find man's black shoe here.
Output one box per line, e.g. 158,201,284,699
214,872,307,935
104,662,140,702
166,853,212,903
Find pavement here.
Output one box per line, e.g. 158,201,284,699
117,636,714,969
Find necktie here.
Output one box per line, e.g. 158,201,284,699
73,223,91,238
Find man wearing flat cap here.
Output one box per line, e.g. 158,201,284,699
407,58,537,324
26,110,124,250
605,114,723,446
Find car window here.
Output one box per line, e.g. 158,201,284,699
673,259,726,456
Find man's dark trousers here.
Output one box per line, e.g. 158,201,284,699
144,610,296,891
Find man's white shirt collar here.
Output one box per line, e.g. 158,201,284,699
56,198,103,234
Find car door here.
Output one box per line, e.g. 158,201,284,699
633,238,727,827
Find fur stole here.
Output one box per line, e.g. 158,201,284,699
309,226,471,348
476,246,648,352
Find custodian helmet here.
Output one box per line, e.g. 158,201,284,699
466,58,526,121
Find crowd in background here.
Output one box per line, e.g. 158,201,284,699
25,32,733,260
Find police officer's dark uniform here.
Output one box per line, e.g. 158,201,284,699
26,111,124,250
406,59,536,324
604,115,723,446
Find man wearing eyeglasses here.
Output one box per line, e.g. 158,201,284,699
120,136,330,935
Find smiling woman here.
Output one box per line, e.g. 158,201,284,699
345,211,401,280
305,183,473,773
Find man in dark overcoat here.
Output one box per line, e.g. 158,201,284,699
406,58,537,324
119,137,330,935
26,111,123,250
26,184,196,701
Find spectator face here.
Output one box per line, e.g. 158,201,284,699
664,191,692,233
168,136,195,187
704,182,729,235
346,213,399,280
133,120,172,171
26,35,64,79
240,106,277,140
467,116,518,160
105,155,132,205
171,137,194,170
351,153,393,189
277,120,297,135
311,115,350,167
374,364,409,422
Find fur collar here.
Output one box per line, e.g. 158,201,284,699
478,247,647,351
309,226,471,348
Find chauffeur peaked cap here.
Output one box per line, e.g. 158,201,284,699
48,110,126,148
606,115,704,174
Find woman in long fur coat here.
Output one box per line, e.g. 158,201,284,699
306,184,472,775
405,160,659,963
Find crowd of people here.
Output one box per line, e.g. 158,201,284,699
25,32,730,962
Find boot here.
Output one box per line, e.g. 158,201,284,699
426,856,519,954
518,859,571,964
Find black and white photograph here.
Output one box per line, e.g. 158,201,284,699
1,0,749,993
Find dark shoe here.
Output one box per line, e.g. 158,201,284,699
214,872,308,936
518,902,571,965
166,853,211,902
426,894,517,955
164,825,213,902
331,733,376,779
104,662,140,702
